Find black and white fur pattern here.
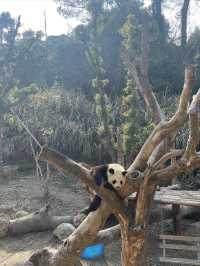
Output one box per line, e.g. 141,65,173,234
82,164,127,215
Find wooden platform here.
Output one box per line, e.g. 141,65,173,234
159,234,200,265
129,189,200,206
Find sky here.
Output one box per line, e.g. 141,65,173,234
0,0,200,36
0,0,81,36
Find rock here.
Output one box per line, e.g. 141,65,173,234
15,210,29,218
0,213,10,238
0,165,18,177
53,223,75,240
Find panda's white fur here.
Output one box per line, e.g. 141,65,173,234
107,163,127,190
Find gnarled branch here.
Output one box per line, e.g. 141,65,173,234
128,66,195,172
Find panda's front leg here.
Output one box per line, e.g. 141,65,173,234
81,195,102,215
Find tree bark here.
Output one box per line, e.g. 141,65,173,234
181,0,190,61
121,66,196,266
152,0,165,42
120,179,156,266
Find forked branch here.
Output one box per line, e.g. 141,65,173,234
128,66,195,172
152,89,200,182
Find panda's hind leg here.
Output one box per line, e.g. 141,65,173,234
81,195,102,215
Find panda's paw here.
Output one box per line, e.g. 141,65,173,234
130,170,143,179
63,239,68,246
80,207,89,215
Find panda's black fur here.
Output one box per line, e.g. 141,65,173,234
82,164,127,215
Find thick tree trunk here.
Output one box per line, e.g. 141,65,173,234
123,182,156,266
121,227,147,266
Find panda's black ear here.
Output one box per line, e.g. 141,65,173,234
109,168,114,174
122,171,127,176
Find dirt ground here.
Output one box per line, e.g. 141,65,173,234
0,167,198,266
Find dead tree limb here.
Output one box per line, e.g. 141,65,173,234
152,149,184,170
152,88,200,182
7,205,73,236
39,146,129,222
128,66,195,172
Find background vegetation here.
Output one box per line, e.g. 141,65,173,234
0,0,200,186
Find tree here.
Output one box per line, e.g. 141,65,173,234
0,12,15,45
22,1,200,265
1,1,200,265
25,66,198,266
0,12,21,165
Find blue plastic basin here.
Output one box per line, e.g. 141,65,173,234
80,243,105,260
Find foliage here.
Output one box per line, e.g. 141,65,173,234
0,12,15,44
1,6,199,97
0,2,200,173
122,72,154,164
3,87,113,163
120,13,141,57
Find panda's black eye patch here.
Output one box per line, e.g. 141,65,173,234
109,168,114,175
112,180,117,184
120,181,123,185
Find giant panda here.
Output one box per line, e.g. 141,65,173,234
82,164,127,215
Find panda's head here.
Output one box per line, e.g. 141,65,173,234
107,164,127,190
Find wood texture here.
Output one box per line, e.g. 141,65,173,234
129,190,200,207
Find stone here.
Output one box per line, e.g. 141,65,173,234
53,223,75,240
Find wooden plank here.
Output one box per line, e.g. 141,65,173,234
159,257,200,265
128,191,200,207
162,239,166,257
159,243,200,251
160,234,200,242
197,242,200,260
172,204,181,235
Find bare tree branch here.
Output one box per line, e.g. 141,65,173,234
128,66,195,172
151,154,200,182
184,89,200,160
152,149,184,170
39,146,129,223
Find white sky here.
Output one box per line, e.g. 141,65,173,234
0,0,80,36
0,0,200,36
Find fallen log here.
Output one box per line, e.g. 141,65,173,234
3,200,199,240
7,205,73,236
